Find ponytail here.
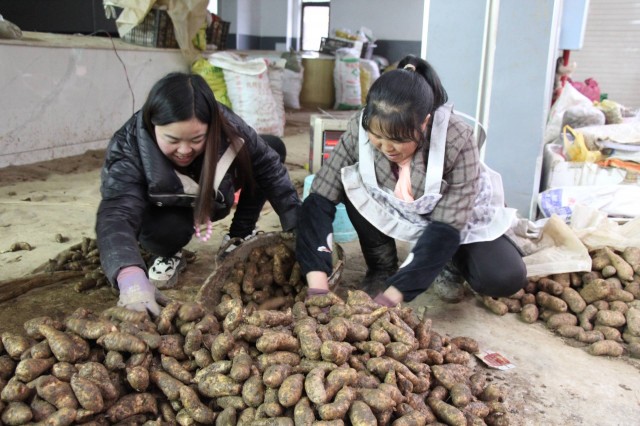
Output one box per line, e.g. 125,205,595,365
397,55,448,112
363,55,449,146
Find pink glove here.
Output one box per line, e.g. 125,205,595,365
373,292,398,308
117,266,161,317
306,287,330,299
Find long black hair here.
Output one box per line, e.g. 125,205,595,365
362,55,448,146
141,72,252,225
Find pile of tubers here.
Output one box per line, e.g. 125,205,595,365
38,237,193,294
215,243,306,312
481,246,640,358
0,286,511,424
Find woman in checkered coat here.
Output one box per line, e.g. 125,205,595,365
296,55,526,307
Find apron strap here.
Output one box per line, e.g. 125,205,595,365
358,105,452,195
452,109,487,149
358,112,377,185
424,104,452,194
213,138,244,192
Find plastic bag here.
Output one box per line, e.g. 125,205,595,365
265,58,286,137
282,67,304,110
570,204,640,251
538,185,640,220
522,215,592,277
0,14,22,39
561,104,605,130
595,99,624,125
569,77,600,102
280,48,302,73
562,125,602,163
545,83,592,144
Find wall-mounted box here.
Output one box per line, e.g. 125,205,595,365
309,113,352,174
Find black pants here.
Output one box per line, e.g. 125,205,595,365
139,135,286,257
450,235,527,297
344,197,527,298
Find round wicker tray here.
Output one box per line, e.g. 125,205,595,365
196,232,344,307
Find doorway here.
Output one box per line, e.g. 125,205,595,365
301,0,330,51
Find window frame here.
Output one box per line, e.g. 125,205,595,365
300,1,331,51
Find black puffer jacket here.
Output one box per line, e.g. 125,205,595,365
96,106,300,284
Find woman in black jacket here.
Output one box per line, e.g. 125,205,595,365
96,72,300,315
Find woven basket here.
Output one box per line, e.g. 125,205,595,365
120,7,178,48
196,232,344,307
206,13,230,49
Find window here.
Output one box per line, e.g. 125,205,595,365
208,1,218,14
301,1,330,51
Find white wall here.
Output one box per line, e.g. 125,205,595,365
569,0,640,107
219,0,300,48
221,0,422,50
425,0,487,118
0,35,187,167
236,0,260,35
218,0,238,34
485,0,560,218
257,0,289,37
425,0,560,218
329,0,423,41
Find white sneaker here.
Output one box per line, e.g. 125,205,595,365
149,252,186,289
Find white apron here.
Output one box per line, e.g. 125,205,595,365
341,104,516,245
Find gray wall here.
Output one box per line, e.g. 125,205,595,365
219,0,423,61
220,0,289,50
329,0,424,62
425,0,560,218
486,0,559,218
425,0,487,118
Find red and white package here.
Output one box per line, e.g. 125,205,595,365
475,350,516,370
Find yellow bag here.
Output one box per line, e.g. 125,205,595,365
192,25,207,51
594,99,623,124
562,125,602,163
359,65,371,105
191,58,233,109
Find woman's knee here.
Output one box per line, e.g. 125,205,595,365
468,260,527,298
139,208,194,255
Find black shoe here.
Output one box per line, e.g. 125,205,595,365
433,263,466,303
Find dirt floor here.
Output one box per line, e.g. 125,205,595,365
1,109,639,425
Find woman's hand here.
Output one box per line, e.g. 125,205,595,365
373,286,403,307
116,266,162,317
306,271,329,292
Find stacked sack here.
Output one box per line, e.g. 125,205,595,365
191,52,286,137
